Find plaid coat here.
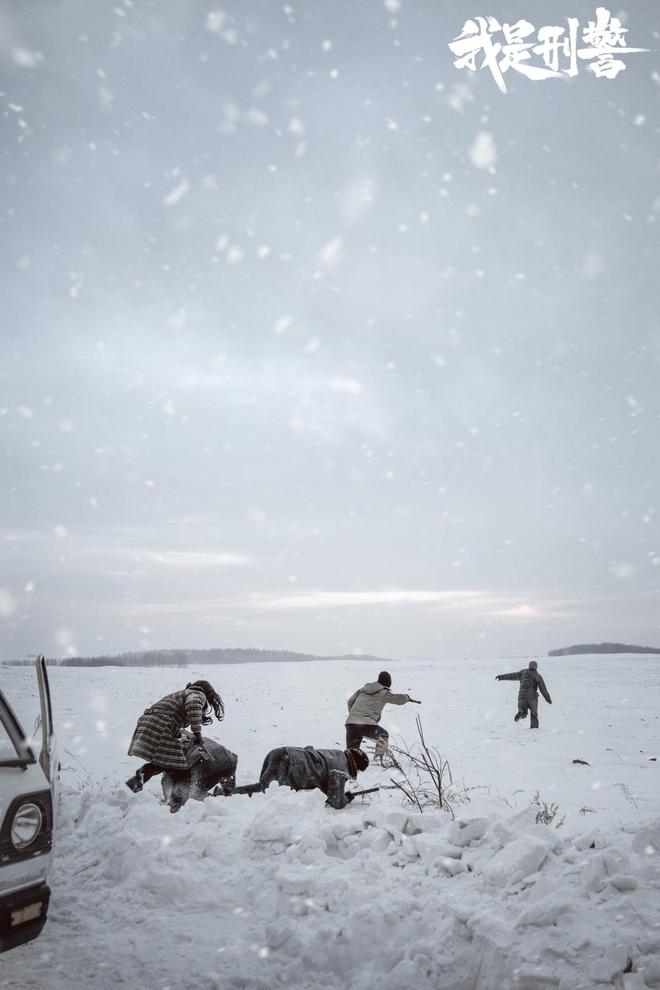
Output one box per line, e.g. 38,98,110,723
128,687,207,769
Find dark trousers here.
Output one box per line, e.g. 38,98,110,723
518,693,540,728
346,723,388,750
139,762,192,783
232,747,290,795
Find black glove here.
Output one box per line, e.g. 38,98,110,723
495,675,502,681
547,699,553,705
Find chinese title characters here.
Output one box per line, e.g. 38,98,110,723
449,7,649,93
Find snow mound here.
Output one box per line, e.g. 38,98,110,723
3,782,659,990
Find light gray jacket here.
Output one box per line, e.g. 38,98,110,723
345,681,410,726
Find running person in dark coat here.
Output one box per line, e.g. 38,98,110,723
495,660,552,728
125,680,225,792
223,746,369,808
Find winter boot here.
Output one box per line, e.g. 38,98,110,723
374,736,389,761
514,711,525,722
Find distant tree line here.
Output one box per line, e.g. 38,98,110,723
60,650,188,667
58,648,324,667
2,648,394,667
57,648,387,667
59,657,128,667
549,642,660,656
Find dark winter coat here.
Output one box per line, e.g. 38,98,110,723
497,669,552,704
161,735,238,810
281,747,353,793
127,686,207,769
187,736,237,790
346,682,409,726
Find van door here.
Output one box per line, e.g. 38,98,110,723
35,656,56,786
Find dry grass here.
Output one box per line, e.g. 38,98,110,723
381,716,460,818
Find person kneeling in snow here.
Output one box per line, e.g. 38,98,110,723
220,746,369,809
495,660,552,729
125,679,225,794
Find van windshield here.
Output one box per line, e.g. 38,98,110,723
0,696,34,767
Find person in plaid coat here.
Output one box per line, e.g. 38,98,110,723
125,679,224,793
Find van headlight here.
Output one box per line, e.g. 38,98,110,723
11,802,44,850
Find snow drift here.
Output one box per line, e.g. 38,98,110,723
1,655,659,989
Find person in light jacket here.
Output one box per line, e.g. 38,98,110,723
495,660,552,729
345,671,411,755
125,679,225,792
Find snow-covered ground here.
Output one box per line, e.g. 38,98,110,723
2,654,659,989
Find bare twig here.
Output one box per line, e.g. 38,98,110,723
389,776,424,814
64,748,90,775
378,746,403,772
531,789,565,827
615,782,638,809
385,718,458,818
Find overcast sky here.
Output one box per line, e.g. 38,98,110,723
1,1,658,662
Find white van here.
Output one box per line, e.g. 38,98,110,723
0,656,56,952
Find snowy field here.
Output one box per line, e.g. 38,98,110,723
2,654,660,990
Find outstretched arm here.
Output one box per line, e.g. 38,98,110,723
495,671,522,681
537,675,552,704
386,691,410,705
